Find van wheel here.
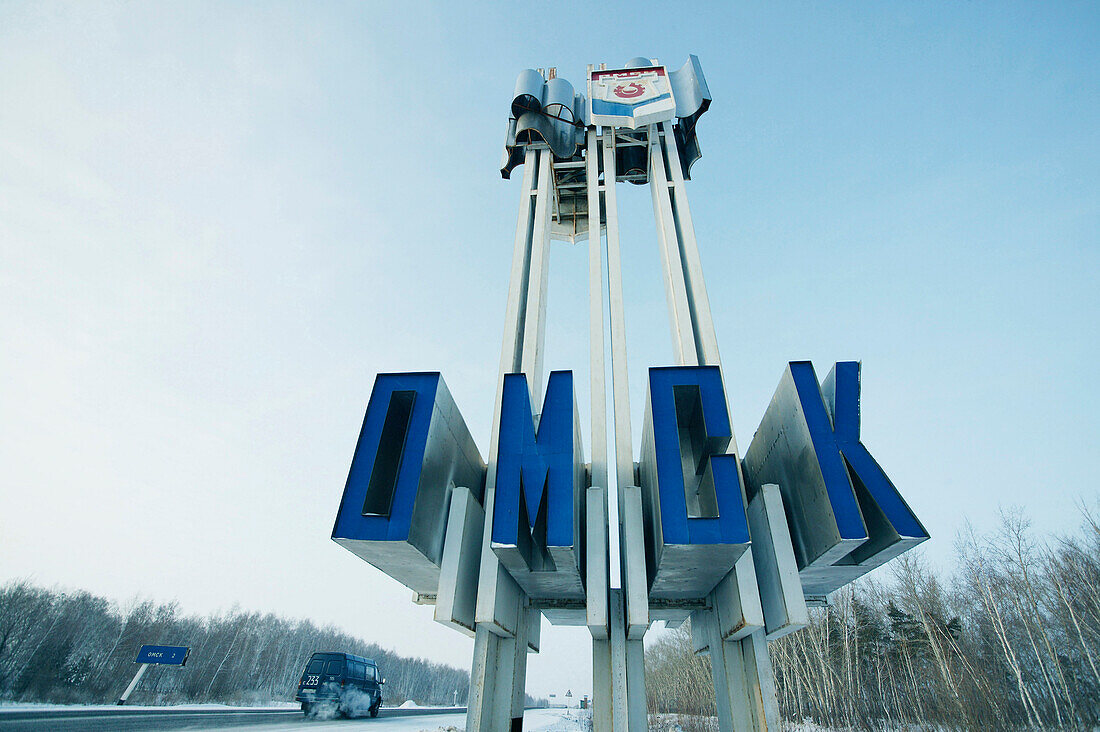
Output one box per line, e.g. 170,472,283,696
369,701,380,718
301,702,312,716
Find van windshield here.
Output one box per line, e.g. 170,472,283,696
306,659,324,674
324,660,343,675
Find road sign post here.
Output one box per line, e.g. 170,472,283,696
116,663,149,705
117,645,190,705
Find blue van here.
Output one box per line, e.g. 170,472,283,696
296,651,384,717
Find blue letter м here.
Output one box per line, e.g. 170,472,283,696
491,370,583,578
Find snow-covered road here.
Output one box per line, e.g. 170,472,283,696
0,704,591,732
233,708,588,732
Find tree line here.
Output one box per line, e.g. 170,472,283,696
645,503,1100,730
0,583,471,707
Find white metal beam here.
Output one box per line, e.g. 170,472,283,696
659,120,722,369
469,147,549,732
603,127,650,641
520,148,554,405
607,589,631,730
648,123,698,367
602,131,635,496
653,121,788,732
435,487,485,636
586,128,609,640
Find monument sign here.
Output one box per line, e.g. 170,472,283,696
332,56,928,732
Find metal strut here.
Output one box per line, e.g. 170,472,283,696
468,146,554,732
648,120,782,732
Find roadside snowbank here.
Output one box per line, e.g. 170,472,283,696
0,702,298,713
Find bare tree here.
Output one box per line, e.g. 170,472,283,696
645,499,1100,730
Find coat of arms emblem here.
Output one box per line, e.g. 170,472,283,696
588,64,676,128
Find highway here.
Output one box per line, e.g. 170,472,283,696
0,705,474,731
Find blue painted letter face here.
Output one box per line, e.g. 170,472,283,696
331,372,484,594
639,366,750,599
742,361,928,596
492,371,585,599
819,362,927,543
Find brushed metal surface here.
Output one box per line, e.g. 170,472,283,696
668,56,711,179
435,487,485,637
501,70,585,179
586,127,610,639
332,372,485,595
742,361,929,596
748,483,808,640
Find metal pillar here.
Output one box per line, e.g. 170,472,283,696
593,589,630,731
469,146,554,732
648,120,781,731
480,89,781,732
586,125,628,732
586,126,610,643
603,129,650,732
581,127,649,732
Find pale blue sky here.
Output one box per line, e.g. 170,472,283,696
1,1,1097,698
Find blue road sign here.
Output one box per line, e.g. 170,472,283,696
135,645,189,666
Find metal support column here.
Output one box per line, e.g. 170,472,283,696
588,127,642,732
648,120,782,731
649,124,698,367
586,126,610,643
602,129,649,732
594,589,630,731
469,146,554,732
